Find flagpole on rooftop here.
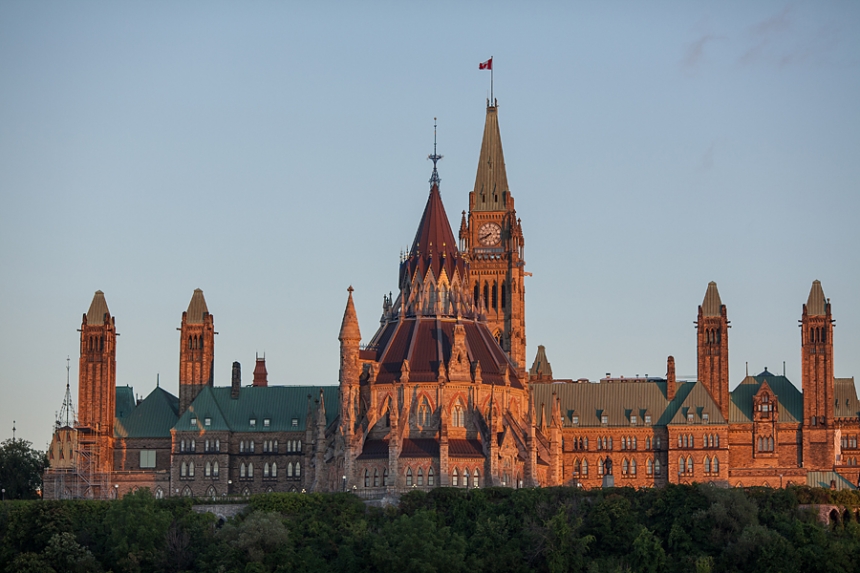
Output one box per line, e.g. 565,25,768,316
491,55,494,103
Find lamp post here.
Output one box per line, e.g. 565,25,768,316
2,488,5,501
342,475,346,493
113,484,118,500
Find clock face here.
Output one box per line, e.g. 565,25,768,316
478,222,501,246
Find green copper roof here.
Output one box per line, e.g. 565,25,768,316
666,382,727,425
729,373,803,423
115,386,179,438
174,385,339,433
116,386,136,419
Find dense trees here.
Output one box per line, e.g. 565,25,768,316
0,439,48,500
3,485,860,573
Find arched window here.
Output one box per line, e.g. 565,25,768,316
181,439,186,452
213,461,219,477
712,457,719,474
679,456,685,473
373,468,379,487
473,469,480,488
453,401,465,427
704,457,711,473
582,459,588,476
364,469,370,487
757,437,762,451
631,459,637,475
622,458,629,475
295,462,301,476
181,462,187,477
182,486,192,497
646,437,651,450
428,467,435,486
473,283,480,305
501,283,506,310
452,468,459,487
417,468,424,486
248,463,253,478
205,439,210,452
598,457,604,476
678,435,683,448
463,468,470,487
272,463,278,477
406,468,413,487
655,459,661,476
206,486,216,498
383,468,389,486
574,458,581,475
240,463,246,478
483,282,489,307
205,461,211,477
286,462,293,477
264,463,270,477
686,456,693,473
188,336,192,349
419,398,431,426
492,282,498,310
240,441,244,453
647,459,653,475
189,461,195,477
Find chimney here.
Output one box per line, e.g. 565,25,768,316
253,355,268,387
667,356,676,402
231,361,241,399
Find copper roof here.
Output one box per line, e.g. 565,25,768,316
448,439,485,458
701,282,723,317
400,439,439,457
357,439,389,459
806,280,827,316
185,288,209,324
729,373,803,423
472,105,510,212
401,184,466,285
834,378,859,419
86,290,110,325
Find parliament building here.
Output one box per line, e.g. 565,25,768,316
44,100,859,499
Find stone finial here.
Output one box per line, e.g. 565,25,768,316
399,359,410,384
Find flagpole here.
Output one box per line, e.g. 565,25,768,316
491,55,494,104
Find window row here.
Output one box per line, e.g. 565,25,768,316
449,467,480,488
808,326,827,344
239,461,301,478
571,414,653,425
179,460,220,477
188,335,205,350
570,436,663,452
473,281,507,312
842,436,858,449
86,335,105,352
678,456,720,475
757,436,775,452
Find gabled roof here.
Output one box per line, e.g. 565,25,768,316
532,381,669,428
115,386,179,439
806,280,827,316
729,374,803,423
807,471,856,491
666,381,727,425
472,105,510,212
86,290,110,324
185,288,209,324
701,282,723,317
115,386,136,419
835,378,859,420
174,385,339,433
529,345,553,379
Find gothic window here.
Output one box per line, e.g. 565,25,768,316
272,463,278,477
181,439,186,452
494,331,503,346
264,463,270,477
215,438,220,451
631,459,637,475
295,462,300,476
483,282,489,307
678,436,683,449
417,468,424,486
383,469,389,486
582,459,588,476
287,462,293,477
492,282,498,310
622,459,629,475
428,467,435,486
463,468,470,488
248,463,253,477
633,437,638,450
646,437,651,450
374,469,379,487
205,439,210,452
598,457,604,476
712,457,719,474
189,461,195,477
364,469,370,487
704,457,711,473
181,462,187,477
689,435,694,448
206,486,216,498
405,467,412,487
240,463,246,478
188,336,192,349
686,457,693,473
757,437,762,451
474,283,479,305
418,398,431,426
679,456,685,473
240,441,244,453
453,401,465,427
452,468,459,487
647,459,653,475
298,440,302,452
205,462,211,477
213,461,219,477
182,486,192,497
574,458,581,475
609,437,613,450
655,459,661,476
501,283,506,309
473,469,480,488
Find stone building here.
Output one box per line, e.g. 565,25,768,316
45,99,858,498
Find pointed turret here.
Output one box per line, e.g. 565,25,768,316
401,183,465,288
339,286,362,342
473,103,510,211
178,288,215,415
529,345,553,381
252,355,268,387
185,288,209,324
86,290,110,325
701,282,722,317
806,280,827,316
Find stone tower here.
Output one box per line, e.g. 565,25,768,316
78,290,117,472
697,282,730,421
460,101,527,372
178,288,215,415
801,280,835,469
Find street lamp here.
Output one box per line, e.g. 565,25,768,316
342,475,346,492
113,484,118,499
2,488,5,501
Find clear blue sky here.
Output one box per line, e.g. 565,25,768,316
2,1,858,449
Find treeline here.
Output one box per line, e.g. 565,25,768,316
3,485,860,573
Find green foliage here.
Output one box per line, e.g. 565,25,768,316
0,438,48,500
2,485,860,573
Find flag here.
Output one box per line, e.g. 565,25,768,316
479,57,492,70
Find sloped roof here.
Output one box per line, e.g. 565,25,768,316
666,381,727,425
806,280,827,316
532,381,670,428
366,316,520,388
174,385,339,433
472,105,510,212
115,386,136,419
401,184,466,286
185,289,209,324
529,345,553,379
86,290,110,325
835,378,859,420
729,374,803,423
701,282,723,317
807,471,856,491
339,287,361,342
115,386,179,438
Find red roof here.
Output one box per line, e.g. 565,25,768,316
401,184,466,285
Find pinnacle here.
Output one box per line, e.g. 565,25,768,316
86,290,110,325
806,280,827,316
701,281,723,317
339,286,361,342
185,288,209,324
473,104,510,212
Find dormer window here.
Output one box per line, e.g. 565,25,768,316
190,417,197,426
630,415,637,425
601,415,608,424
263,418,271,428
702,413,709,423
572,415,579,425
292,418,299,427
250,418,256,428
687,413,694,423
204,417,211,427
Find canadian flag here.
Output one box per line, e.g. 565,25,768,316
479,57,492,70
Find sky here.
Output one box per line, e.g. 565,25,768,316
1,1,858,450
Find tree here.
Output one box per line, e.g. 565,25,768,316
0,438,48,500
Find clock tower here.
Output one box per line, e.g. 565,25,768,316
460,100,527,373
